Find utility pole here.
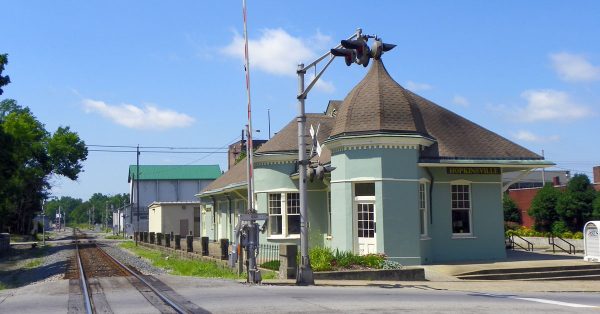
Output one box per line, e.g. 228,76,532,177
41,200,45,246
105,202,108,232
268,108,271,139
136,144,140,246
541,149,546,185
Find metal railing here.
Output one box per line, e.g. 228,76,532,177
507,234,534,251
256,243,279,266
548,235,575,254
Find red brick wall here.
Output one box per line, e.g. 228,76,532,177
507,188,542,228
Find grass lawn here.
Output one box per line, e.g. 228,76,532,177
105,235,126,240
119,241,276,280
23,258,43,269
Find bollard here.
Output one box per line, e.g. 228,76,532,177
170,231,174,241
165,233,171,247
134,232,139,242
220,238,229,260
157,233,163,245
150,232,155,244
186,235,193,252
144,232,149,243
201,237,209,256
279,244,298,279
175,235,181,250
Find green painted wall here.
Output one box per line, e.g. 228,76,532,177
425,167,505,263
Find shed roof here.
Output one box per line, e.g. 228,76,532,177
128,165,221,181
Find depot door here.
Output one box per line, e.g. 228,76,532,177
356,202,376,255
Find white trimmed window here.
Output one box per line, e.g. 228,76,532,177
419,183,428,237
451,184,471,235
268,192,300,238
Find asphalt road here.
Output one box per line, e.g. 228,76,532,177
1,275,599,313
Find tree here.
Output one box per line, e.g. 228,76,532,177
0,53,88,233
592,193,600,220
503,195,521,224
556,174,596,231
528,184,561,232
0,54,10,95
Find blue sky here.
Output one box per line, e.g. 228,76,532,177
3,1,600,200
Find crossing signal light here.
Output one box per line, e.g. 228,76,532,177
330,48,356,66
307,164,336,182
341,39,370,67
332,35,395,66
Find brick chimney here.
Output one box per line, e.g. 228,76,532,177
594,166,600,184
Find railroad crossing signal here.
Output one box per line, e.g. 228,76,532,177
331,35,396,67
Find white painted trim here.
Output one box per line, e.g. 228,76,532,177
450,179,471,185
451,236,477,239
435,181,501,184
331,177,420,184
420,236,432,241
255,188,299,193
418,178,431,183
325,134,435,151
267,235,301,240
419,162,553,168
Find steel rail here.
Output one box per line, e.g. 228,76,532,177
76,241,94,314
95,243,189,314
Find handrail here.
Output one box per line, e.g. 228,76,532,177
548,235,575,254
507,234,534,251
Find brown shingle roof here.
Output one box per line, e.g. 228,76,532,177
410,91,541,160
256,114,335,154
330,60,429,138
328,59,541,161
199,159,246,195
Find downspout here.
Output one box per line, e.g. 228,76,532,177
210,195,217,240
424,167,434,224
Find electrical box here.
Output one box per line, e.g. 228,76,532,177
584,221,600,263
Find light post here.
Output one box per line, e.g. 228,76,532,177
295,29,395,285
41,200,45,246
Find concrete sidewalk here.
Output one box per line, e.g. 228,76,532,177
260,250,600,293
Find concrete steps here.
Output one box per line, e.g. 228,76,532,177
456,264,600,281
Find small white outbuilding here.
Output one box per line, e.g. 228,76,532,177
583,221,600,263
148,201,200,236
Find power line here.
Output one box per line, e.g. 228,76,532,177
88,149,227,154
87,144,228,149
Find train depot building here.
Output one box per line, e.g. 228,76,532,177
197,59,552,265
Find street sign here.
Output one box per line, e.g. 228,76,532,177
239,213,268,221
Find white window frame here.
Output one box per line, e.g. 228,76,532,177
419,182,429,239
353,182,376,253
450,182,473,238
267,192,301,239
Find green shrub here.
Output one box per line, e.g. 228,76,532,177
260,260,280,271
360,253,386,268
309,246,334,271
573,232,584,239
551,221,568,235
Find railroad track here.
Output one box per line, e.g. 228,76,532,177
65,229,202,314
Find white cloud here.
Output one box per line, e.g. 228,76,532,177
517,89,591,122
550,52,600,82
513,130,560,143
452,95,470,107
308,74,335,93
222,28,327,77
82,99,195,130
405,81,432,91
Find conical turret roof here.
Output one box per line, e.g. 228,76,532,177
330,60,430,138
